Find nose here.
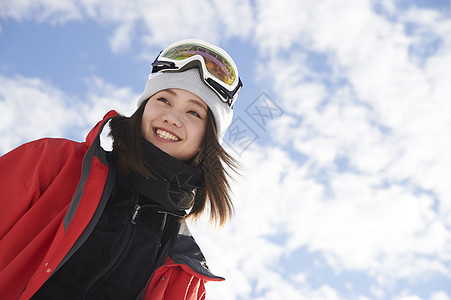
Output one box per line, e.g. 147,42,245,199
161,111,182,127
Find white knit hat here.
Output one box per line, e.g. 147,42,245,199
137,68,233,142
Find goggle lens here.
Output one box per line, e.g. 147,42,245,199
161,44,236,86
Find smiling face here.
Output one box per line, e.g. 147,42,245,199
141,88,208,161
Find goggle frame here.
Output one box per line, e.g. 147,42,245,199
151,40,242,108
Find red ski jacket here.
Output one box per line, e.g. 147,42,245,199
0,111,223,299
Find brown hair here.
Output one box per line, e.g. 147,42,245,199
109,102,155,178
109,99,240,227
188,109,240,227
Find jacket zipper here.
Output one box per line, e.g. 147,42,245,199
136,210,173,299
131,204,141,225
82,204,141,299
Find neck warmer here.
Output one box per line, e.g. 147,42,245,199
128,138,203,216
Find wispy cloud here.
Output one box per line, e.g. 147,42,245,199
240,0,451,297
1,0,254,52
0,74,137,154
0,75,80,153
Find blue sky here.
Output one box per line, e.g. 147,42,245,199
1,1,451,299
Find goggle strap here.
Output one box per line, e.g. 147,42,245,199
151,60,177,73
206,77,242,106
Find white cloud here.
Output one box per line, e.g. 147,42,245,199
393,290,451,300
0,0,82,23
0,0,254,52
136,0,254,52
0,75,81,153
80,75,137,126
191,144,337,298
0,74,138,155
246,0,451,291
430,291,451,300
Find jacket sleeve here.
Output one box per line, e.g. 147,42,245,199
0,138,86,238
144,259,207,300
0,139,57,239
0,112,114,239
0,138,85,299
0,137,86,237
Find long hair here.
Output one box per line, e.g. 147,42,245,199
109,99,240,227
109,101,156,178
189,109,240,227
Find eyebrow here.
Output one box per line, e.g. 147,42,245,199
163,89,177,95
163,89,208,112
187,98,208,112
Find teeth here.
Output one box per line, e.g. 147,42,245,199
156,129,179,141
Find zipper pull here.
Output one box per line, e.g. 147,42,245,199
131,205,141,225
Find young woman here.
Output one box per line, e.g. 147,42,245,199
0,39,242,299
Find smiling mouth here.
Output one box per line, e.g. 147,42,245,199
155,128,180,141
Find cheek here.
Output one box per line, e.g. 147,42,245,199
195,123,207,145
185,121,205,146
141,114,148,131
140,119,146,136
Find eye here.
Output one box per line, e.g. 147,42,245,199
157,97,170,104
188,110,201,119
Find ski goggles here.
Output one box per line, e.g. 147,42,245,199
151,39,242,108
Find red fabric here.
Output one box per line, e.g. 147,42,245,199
145,258,216,300
0,111,220,300
0,138,86,299
0,111,116,299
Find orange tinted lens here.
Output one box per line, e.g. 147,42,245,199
162,44,236,85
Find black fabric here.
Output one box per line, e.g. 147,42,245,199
33,139,203,300
138,138,203,212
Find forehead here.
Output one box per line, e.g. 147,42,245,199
160,88,208,110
